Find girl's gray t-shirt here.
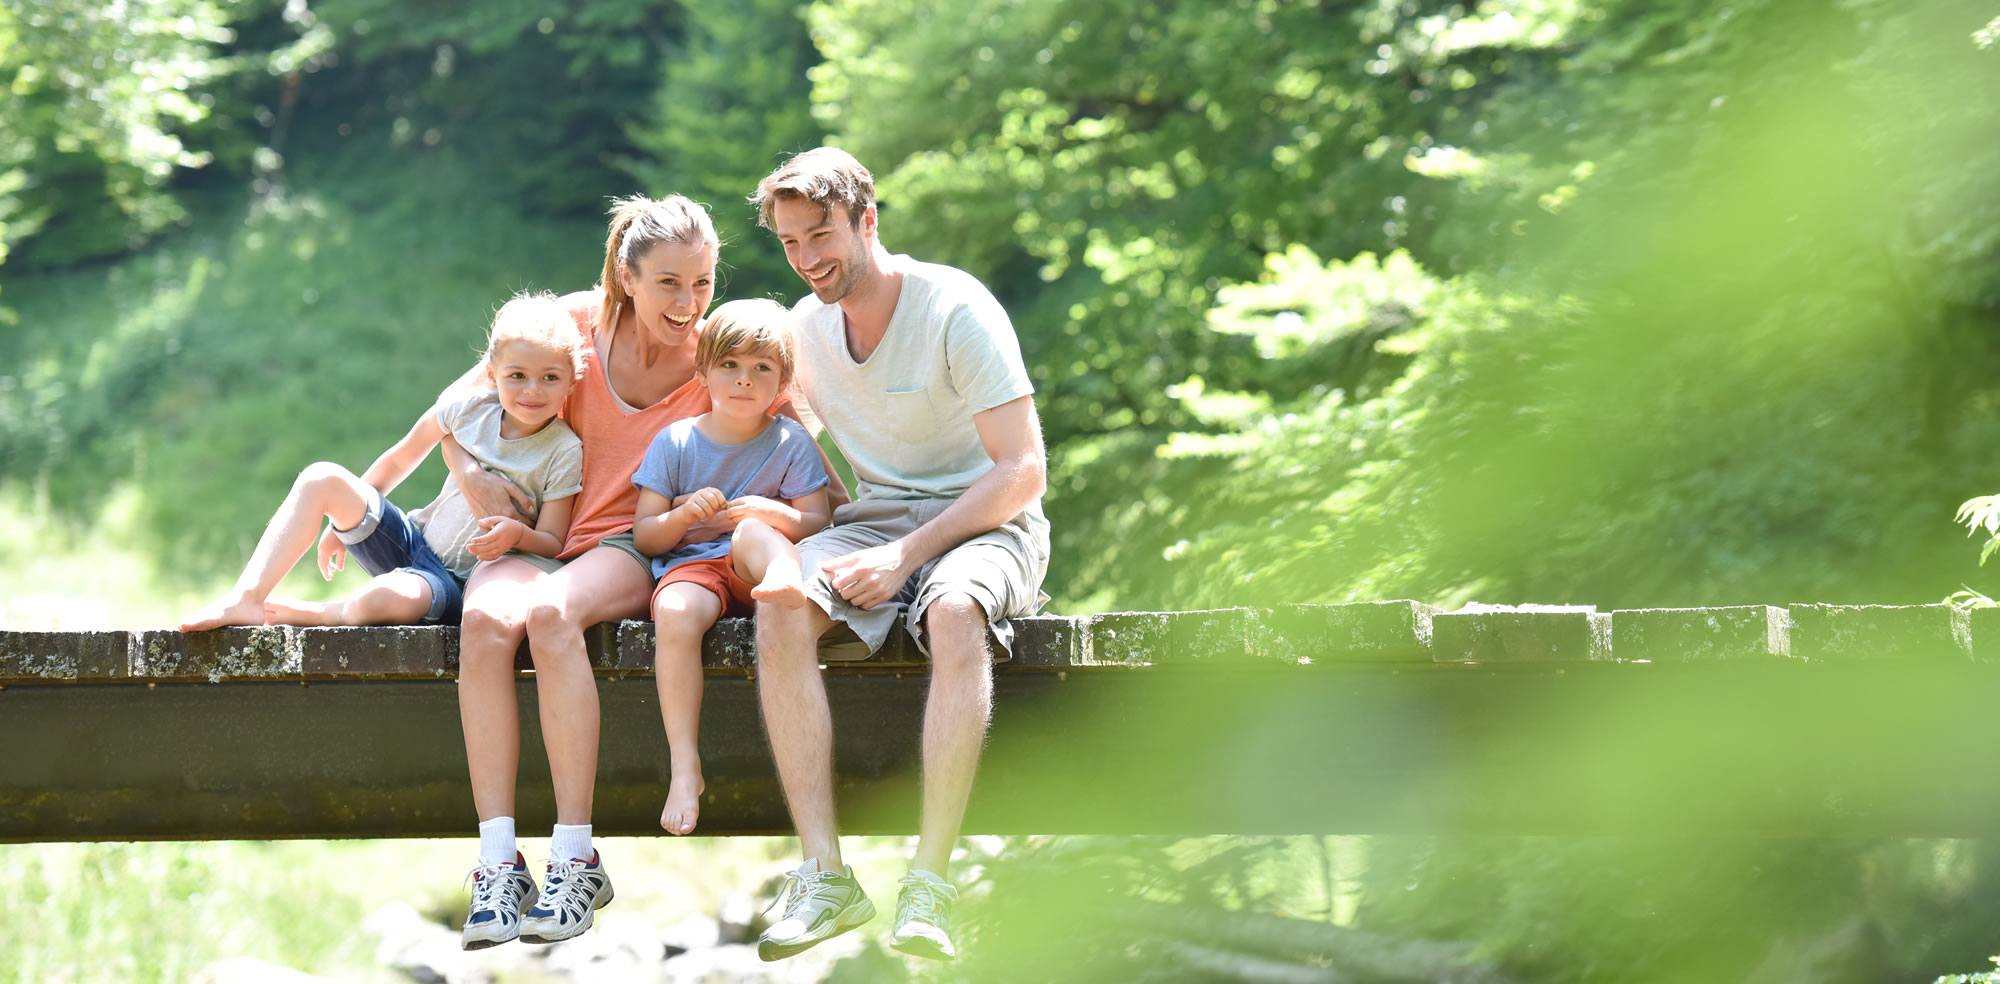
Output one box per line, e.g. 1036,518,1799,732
630,415,830,578
408,390,584,577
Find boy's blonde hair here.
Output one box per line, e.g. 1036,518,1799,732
597,194,723,337
695,298,796,383
484,291,586,378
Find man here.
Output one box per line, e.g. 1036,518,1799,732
747,147,1050,962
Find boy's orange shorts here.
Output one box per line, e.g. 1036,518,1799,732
653,555,757,617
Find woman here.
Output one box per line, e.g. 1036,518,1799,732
445,196,824,950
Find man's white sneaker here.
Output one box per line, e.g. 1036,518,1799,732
519,850,615,944
888,869,959,960
756,859,876,961
461,852,537,950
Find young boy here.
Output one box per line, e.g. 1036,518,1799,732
180,291,585,632
631,298,832,836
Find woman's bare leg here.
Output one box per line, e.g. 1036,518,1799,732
458,557,546,820
522,547,655,826
182,461,375,631
653,581,721,834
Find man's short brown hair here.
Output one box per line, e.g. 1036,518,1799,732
752,147,875,231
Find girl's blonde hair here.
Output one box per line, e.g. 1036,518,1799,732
596,194,723,336
695,298,796,384
484,291,585,378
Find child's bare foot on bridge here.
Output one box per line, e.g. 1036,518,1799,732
179,593,269,632
261,598,344,626
660,772,704,835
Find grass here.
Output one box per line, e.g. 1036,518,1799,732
0,141,973,981
0,834,925,982
4,840,393,983
0,151,875,977
0,143,611,626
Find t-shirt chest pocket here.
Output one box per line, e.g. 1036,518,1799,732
879,381,945,442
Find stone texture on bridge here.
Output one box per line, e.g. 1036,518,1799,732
2,602,1986,683
1,603,1995,842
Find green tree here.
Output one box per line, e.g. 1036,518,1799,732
0,0,241,268
806,0,1480,444
805,0,2000,611
288,0,679,216
622,0,824,297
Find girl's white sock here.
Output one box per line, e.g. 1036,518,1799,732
549,823,593,862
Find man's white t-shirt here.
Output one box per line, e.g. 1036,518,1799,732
791,256,1046,536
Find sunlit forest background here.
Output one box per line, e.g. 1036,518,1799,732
4,1,2000,981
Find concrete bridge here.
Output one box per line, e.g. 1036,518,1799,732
3,602,1997,841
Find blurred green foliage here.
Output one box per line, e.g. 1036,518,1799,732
0,0,240,269
3,0,1995,611
0,144,601,588
912,834,2000,983
2,4,1999,976
621,0,825,294
285,0,674,214
809,0,2000,611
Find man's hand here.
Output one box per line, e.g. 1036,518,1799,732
823,540,915,610
458,467,536,525
468,516,529,561
724,495,796,529
316,526,347,580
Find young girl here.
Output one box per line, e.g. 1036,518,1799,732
180,292,585,630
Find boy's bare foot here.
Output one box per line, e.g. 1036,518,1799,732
660,772,704,835
261,597,345,626
179,594,269,632
751,570,809,609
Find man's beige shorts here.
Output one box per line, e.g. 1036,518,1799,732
797,498,1049,659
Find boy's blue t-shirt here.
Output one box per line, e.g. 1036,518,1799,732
631,415,830,579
